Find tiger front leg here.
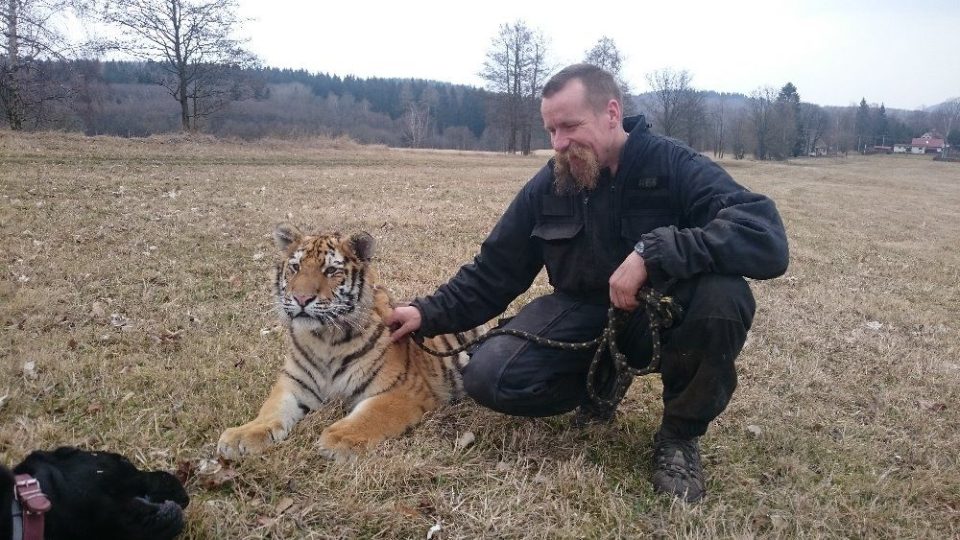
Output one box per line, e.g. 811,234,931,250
318,391,435,459
217,377,311,460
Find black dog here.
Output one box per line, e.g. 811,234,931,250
1,447,189,540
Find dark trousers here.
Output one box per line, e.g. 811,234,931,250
461,274,756,438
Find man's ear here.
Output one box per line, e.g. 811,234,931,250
607,98,622,128
274,223,303,251
348,232,375,262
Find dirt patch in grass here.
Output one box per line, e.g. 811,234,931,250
2,132,958,538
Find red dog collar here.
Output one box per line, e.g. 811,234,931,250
12,474,50,540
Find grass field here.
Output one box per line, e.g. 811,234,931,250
1,132,958,539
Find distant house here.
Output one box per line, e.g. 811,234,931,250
910,132,947,154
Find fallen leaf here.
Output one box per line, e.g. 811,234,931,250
199,467,239,490
746,424,763,437
86,402,102,414
256,516,276,527
22,361,36,379
275,497,294,514
175,460,195,484
455,431,475,450
427,522,442,540
197,459,222,476
865,321,882,331
67,338,78,350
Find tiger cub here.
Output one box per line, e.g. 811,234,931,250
217,224,481,460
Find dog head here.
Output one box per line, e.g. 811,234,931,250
7,446,188,540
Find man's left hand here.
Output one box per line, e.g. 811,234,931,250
609,251,648,311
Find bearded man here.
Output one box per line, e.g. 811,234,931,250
387,63,789,502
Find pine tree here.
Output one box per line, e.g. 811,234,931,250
855,98,872,152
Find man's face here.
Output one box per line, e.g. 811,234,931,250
541,79,618,193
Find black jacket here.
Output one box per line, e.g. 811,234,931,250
413,115,789,337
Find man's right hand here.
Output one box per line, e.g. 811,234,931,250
385,305,422,342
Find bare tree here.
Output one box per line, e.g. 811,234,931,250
711,98,726,158
0,0,81,129
731,109,747,159
584,35,632,114
480,20,550,155
99,0,254,132
934,98,960,137
748,86,777,159
399,82,436,148
799,102,828,155
644,68,700,139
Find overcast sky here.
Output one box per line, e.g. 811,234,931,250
235,0,957,110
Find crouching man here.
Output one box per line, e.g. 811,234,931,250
388,63,789,502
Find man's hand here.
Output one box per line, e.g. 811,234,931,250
609,251,648,311
385,305,422,342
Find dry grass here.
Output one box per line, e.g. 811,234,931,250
1,131,958,539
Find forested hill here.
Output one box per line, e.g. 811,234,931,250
55,60,495,148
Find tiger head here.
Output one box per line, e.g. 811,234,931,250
272,223,376,331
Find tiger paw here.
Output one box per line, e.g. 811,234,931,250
217,423,281,460
317,422,380,460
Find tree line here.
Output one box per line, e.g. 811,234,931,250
2,1,958,156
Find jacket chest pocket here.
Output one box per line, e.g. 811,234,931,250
531,220,584,286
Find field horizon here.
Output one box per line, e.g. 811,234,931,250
2,132,958,538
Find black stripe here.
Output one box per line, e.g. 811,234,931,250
354,267,366,303
290,332,330,380
347,348,389,401
333,323,386,379
441,358,457,394
282,369,324,405
274,264,284,296
453,332,468,347
375,349,412,396
332,325,355,345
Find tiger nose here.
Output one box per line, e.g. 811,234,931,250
293,295,316,307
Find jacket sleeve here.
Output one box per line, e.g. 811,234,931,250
640,151,789,282
411,178,545,337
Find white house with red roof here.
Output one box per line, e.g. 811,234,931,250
894,132,947,154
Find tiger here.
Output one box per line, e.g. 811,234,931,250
217,224,483,460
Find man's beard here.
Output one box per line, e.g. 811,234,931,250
553,144,601,194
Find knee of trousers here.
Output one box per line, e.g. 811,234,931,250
679,274,757,329
460,335,586,417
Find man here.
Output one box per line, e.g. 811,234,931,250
387,64,788,502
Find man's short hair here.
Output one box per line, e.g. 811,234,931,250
542,63,622,112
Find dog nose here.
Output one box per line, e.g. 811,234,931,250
293,295,315,307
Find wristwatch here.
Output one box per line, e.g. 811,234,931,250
633,240,645,258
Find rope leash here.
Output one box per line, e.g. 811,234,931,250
412,287,682,408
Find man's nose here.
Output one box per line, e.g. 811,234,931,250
552,134,569,152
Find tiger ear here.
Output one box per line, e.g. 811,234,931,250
348,232,375,262
274,223,303,252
